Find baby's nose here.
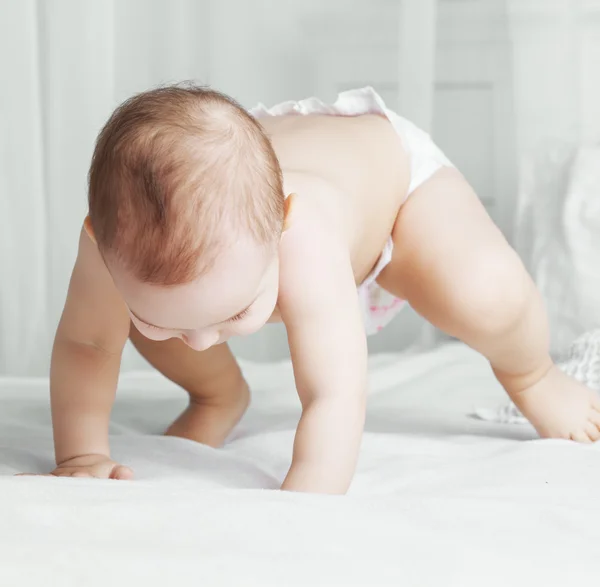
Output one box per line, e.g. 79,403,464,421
181,330,219,352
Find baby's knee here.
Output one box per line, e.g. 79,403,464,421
457,248,532,335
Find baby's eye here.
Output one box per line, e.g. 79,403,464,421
134,318,163,331
228,306,251,323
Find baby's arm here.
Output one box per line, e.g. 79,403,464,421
278,202,367,494
49,227,132,478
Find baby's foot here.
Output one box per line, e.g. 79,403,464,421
509,365,600,443
165,382,250,447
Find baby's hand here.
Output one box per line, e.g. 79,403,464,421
50,454,134,480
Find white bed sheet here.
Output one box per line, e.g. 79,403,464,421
0,342,599,586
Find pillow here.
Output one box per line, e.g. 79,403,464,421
514,144,600,357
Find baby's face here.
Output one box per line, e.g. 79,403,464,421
109,237,279,351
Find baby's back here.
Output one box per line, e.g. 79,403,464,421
259,113,410,283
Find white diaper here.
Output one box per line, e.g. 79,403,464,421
250,87,454,335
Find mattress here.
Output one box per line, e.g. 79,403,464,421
0,342,599,586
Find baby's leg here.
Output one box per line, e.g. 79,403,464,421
130,325,249,446
378,167,600,442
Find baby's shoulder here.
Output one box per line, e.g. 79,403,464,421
278,187,349,286
281,172,347,238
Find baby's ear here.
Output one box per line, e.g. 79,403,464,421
83,216,97,244
282,193,296,233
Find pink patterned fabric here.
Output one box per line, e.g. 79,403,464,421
357,237,406,335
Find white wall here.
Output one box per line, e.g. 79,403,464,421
0,0,522,373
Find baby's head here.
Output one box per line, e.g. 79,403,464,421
87,84,286,350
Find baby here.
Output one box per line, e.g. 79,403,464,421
49,83,600,493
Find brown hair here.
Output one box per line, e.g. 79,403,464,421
88,83,284,285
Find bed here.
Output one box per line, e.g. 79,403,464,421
1,341,599,586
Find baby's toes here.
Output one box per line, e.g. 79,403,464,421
110,465,134,481
570,431,593,444
589,408,600,429
584,422,600,442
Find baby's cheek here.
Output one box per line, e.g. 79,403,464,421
233,313,271,337
139,328,178,342
230,322,259,337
